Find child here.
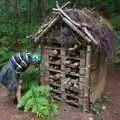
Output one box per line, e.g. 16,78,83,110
0,52,41,104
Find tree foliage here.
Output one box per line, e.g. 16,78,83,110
0,0,119,42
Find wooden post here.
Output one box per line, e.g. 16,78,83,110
40,44,46,85
78,49,86,110
44,47,49,84
83,45,91,112
61,47,66,101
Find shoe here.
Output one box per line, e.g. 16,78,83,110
18,106,24,111
13,97,18,105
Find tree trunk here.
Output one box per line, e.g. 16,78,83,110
37,0,45,21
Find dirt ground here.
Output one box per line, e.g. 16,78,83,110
0,64,120,120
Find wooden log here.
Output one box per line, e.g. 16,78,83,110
70,62,80,68
64,77,71,86
66,100,79,106
52,89,61,94
48,68,61,73
68,44,79,51
55,73,61,79
66,93,79,99
53,96,62,101
50,83,61,87
51,49,59,56
64,60,72,66
82,27,98,45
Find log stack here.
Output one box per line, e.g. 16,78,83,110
42,43,88,110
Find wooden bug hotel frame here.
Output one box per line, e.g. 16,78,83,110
30,2,116,112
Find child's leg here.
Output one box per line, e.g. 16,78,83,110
13,88,18,104
13,80,23,104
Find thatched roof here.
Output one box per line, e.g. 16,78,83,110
31,8,116,56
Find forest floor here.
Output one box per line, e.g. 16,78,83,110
0,64,120,120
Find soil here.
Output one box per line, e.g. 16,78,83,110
101,64,120,120
0,64,120,120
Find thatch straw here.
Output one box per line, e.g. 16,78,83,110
65,8,116,56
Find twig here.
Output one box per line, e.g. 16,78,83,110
35,1,71,43
82,27,98,45
53,1,98,45
53,8,81,28
34,16,60,42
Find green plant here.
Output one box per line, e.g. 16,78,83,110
114,32,120,63
17,85,58,120
109,16,120,30
90,102,104,120
0,47,12,68
20,65,40,95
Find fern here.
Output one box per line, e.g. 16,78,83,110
17,85,58,120
0,47,12,68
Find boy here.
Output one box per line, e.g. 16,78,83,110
0,52,41,104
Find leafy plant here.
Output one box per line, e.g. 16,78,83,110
90,102,104,120
17,85,58,120
109,15,120,30
114,31,120,63
20,65,40,95
0,47,12,68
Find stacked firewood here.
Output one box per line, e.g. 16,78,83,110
49,73,61,82
47,45,84,106
64,59,80,73
64,77,79,93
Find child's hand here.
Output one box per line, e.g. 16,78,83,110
18,80,23,84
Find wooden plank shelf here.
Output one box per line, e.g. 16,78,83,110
65,72,80,77
66,93,79,99
52,89,61,94
62,56,80,60
50,83,61,87
53,96,62,101
66,100,79,106
45,46,61,50
49,62,61,65
65,88,79,94
49,55,61,58
49,55,80,60
48,68,61,73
